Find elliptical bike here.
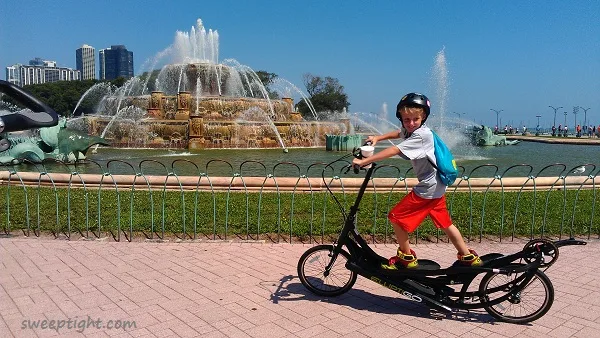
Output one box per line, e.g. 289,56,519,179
297,144,586,324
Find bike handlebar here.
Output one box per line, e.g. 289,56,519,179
352,141,374,174
0,80,59,133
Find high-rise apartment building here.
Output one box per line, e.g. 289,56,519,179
4,58,80,86
99,45,134,80
5,65,20,85
76,44,96,80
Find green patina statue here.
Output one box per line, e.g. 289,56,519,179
0,118,109,164
469,125,520,146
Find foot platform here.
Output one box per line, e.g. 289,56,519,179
379,259,442,274
411,259,442,270
451,253,504,267
480,253,504,263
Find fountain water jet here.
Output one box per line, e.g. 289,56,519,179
430,46,449,130
272,78,319,121
428,47,481,159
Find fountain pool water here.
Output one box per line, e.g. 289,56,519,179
80,142,598,177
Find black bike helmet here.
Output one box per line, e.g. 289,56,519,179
395,92,431,124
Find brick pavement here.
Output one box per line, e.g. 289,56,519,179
0,236,599,337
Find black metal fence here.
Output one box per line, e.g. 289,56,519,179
1,159,598,243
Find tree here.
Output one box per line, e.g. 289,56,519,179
109,77,127,88
14,78,132,117
23,80,99,117
296,73,350,120
138,70,161,92
255,70,279,99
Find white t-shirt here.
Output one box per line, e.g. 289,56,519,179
395,123,446,199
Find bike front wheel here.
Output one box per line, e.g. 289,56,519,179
480,266,554,324
297,244,357,297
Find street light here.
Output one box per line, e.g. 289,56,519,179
573,106,579,128
452,112,464,119
579,107,590,127
549,105,562,127
564,112,568,134
490,109,503,128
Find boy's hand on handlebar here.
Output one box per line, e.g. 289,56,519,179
351,158,365,174
352,158,366,168
365,135,378,146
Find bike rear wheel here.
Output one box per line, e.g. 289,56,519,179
480,266,554,323
297,244,357,297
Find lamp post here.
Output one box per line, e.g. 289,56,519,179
579,107,590,128
564,111,568,136
549,105,562,128
490,109,503,128
572,106,580,137
452,112,464,119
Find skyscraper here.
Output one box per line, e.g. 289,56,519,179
76,44,96,80
99,45,134,80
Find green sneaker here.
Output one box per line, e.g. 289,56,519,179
382,249,418,269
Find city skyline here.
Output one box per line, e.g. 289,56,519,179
7,43,135,85
1,0,598,127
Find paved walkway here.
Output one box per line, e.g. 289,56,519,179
1,236,599,337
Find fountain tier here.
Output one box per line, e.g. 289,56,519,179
86,88,349,150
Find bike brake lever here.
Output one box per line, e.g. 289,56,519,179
344,164,361,174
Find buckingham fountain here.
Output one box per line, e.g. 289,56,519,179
76,19,349,152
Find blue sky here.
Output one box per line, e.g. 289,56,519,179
1,0,599,127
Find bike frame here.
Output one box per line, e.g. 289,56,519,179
323,161,560,313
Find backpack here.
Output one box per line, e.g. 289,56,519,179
428,131,458,186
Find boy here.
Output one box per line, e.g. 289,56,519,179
352,93,482,269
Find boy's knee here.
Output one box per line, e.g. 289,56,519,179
387,212,399,224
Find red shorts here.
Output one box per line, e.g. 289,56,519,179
388,191,452,233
